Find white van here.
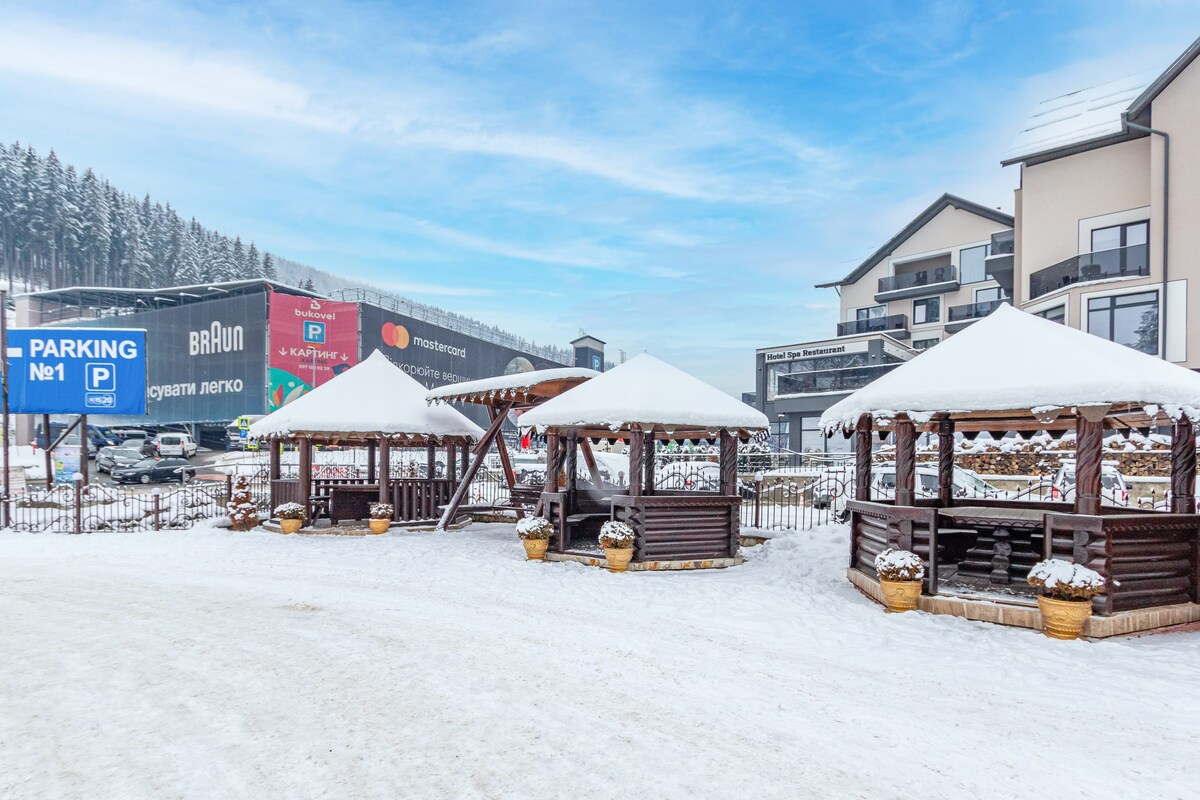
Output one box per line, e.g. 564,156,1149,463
155,433,198,459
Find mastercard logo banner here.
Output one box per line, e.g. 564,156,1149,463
381,322,410,349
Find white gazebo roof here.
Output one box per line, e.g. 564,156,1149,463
426,367,599,405
250,350,485,440
518,353,768,434
820,303,1200,432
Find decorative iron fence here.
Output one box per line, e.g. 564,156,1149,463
5,478,233,533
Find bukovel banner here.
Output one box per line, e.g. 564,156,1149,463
267,293,359,411
6,328,148,415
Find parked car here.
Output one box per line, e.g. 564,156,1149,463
96,446,146,474
154,433,198,459
36,422,114,458
1051,461,1129,506
111,458,196,484
110,428,150,443
225,415,265,451
812,463,1001,521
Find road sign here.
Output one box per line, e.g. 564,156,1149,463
6,328,147,415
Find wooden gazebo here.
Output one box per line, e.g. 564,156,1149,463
821,305,1200,636
426,367,599,530
249,351,484,528
518,354,769,568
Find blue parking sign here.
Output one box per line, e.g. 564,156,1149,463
303,321,326,344
6,328,147,415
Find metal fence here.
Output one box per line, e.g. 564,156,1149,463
5,478,232,533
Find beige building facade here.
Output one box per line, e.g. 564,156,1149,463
1005,36,1200,369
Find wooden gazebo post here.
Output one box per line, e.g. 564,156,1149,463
378,436,391,507
366,440,376,484
854,416,872,502
628,428,645,497
1075,414,1104,516
297,437,312,524
268,436,281,482
1171,416,1196,514
718,429,737,495
642,432,656,495
937,418,955,507
894,417,917,507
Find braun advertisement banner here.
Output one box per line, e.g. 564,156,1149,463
267,294,359,411
67,293,268,425
360,303,565,389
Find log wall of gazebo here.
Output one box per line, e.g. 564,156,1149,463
841,407,1200,615
539,426,746,563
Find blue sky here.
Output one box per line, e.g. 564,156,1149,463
2,1,1200,393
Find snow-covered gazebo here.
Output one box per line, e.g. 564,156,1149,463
518,354,768,569
250,350,484,528
821,304,1200,635
426,367,599,529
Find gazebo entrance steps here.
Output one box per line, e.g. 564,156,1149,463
848,568,1200,638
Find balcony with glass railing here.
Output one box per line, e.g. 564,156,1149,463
944,298,1011,332
835,314,909,338
875,265,958,302
1028,243,1149,300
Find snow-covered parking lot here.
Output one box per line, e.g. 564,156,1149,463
2,523,1198,798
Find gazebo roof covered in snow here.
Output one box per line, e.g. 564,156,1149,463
820,304,1200,433
250,350,485,443
426,367,599,407
518,353,768,438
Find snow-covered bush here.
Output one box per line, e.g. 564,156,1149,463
598,520,635,549
515,516,553,540
274,502,307,521
874,548,925,581
226,477,258,531
1027,559,1105,601
369,502,394,520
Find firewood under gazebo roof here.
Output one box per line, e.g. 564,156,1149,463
820,304,1200,434
518,353,769,439
249,350,484,444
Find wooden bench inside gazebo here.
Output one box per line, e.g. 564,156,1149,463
250,351,484,530
518,354,769,570
821,305,1200,637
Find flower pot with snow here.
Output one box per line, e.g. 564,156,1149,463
274,502,306,534
516,516,554,560
1028,559,1104,640
874,548,925,612
368,502,393,534
598,521,635,573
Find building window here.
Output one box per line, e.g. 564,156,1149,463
912,337,939,351
975,286,1007,303
1091,221,1148,253
1087,291,1158,354
855,305,886,322
959,244,991,284
913,297,940,325
769,419,789,451
1036,305,1065,324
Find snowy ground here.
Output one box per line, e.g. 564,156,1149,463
2,523,1198,798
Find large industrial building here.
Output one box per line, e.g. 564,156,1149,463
15,280,599,442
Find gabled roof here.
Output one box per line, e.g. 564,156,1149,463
426,367,598,406
250,350,485,441
1003,35,1200,167
815,194,1013,289
518,353,769,434
819,304,1200,431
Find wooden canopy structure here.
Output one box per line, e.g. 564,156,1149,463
426,367,598,530
518,354,769,565
821,305,1200,626
250,351,484,527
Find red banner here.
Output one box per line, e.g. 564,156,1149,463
268,293,359,410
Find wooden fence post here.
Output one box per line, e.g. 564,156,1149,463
73,476,82,534
153,489,162,531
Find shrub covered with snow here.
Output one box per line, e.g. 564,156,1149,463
226,477,259,532
1027,559,1105,601
369,502,394,520
598,520,635,549
515,516,553,540
274,502,307,521
873,548,925,582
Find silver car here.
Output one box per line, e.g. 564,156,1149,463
97,446,146,474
